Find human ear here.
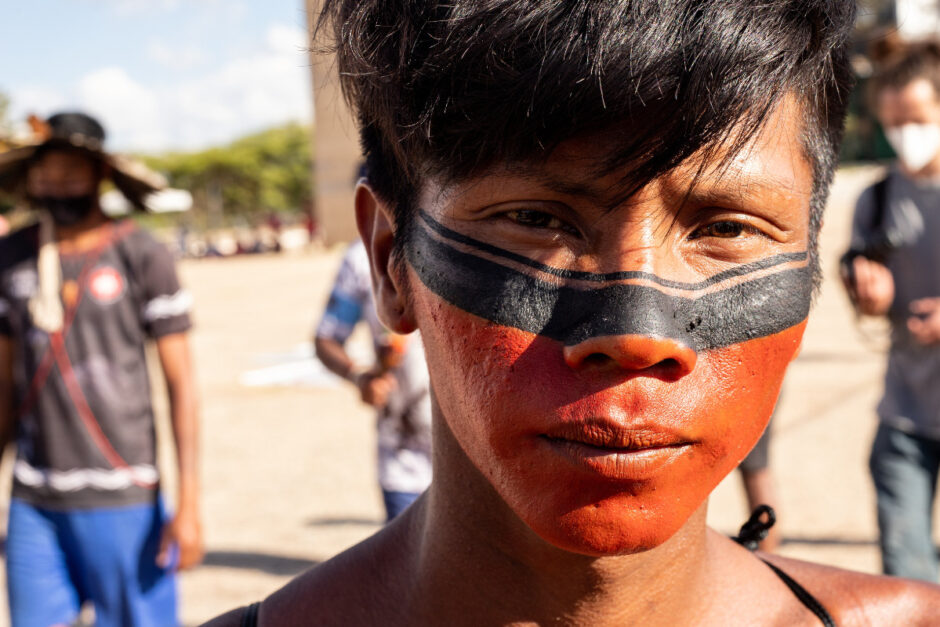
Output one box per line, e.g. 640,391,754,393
355,183,417,334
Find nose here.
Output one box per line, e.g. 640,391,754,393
562,334,698,381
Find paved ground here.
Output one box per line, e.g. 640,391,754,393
1,165,938,625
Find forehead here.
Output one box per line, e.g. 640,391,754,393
28,149,98,178
878,78,940,110
422,98,813,211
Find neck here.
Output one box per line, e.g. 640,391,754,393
53,208,113,252
409,414,714,626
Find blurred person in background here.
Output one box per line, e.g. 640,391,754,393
736,405,782,552
0,111,203,625
843,37,940,583
314,239,433,522
313,166,431,522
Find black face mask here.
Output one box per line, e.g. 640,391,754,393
33,195,97,227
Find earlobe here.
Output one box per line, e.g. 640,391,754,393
355,183,417,334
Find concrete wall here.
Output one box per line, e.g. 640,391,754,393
306,0,364,245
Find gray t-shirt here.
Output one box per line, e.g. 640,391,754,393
852,168,940,439
0,220,192,508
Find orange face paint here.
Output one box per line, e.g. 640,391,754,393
407,211,808,555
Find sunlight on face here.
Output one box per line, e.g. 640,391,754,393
406,100,813,555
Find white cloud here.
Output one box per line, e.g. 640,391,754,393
159,23,312,151
147,40,208,71
76,67,167,149
7,23,311,154
96,0,219,15
266,23,309,55
7,86,69,119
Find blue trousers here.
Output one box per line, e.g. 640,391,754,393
869,423,940,582
381,490,421,523
6,498,178,627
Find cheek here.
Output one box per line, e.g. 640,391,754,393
413,287,530,445
701,320,805,466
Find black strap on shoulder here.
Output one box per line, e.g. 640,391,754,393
760,559,836,627
732,504,776,551
870,175,890,235
240,602,261,627
734,506,837,626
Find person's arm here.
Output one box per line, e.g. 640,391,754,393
907,297,940,345
155,331,204,570
843,185,895,316
314,335,395,408
314,334,358,380
0,336,16,458
315,243,396,407
852,256,895,316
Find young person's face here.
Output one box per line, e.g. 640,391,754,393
876,78,940,173
876,78,940,128
26,149,100,198
377,101,813,555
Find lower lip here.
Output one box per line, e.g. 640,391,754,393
540,436,691,481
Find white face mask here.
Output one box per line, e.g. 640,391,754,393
886,123,940,172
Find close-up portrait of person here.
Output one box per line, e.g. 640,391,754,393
200,1,940,625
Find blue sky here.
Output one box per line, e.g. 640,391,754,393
1,0,313,153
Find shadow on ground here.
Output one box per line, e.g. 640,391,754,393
305,516,382,527
201,550,320,576
794,350,882,363
781,535,878,548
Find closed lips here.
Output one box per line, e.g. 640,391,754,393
540,424,692,450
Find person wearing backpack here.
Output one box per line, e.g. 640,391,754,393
844,38,940,583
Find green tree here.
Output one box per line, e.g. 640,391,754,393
144,122,313,225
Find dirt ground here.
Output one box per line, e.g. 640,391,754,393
1,165,938,626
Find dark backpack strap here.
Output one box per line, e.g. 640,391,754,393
869,175,889,235
839,175,892,296
240,602,261,627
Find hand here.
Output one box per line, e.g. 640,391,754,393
356,371,397,408
157,506,204,571
850,257,894,316
908,297,940,345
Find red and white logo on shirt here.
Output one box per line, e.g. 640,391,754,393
87,267,125,305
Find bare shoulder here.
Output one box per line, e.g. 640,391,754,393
201,606,249,627
763,554,940,626
260,548,379,625
245,517,416,627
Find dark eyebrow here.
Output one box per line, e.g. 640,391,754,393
509,169,634,209
509,167,805,215
673,173,807,211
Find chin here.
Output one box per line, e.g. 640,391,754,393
517,488,709,557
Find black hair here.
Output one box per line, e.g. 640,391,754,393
869,34,940,101
318,0,856,284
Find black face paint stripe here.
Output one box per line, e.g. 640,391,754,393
417,210,808,291
406,215,811,351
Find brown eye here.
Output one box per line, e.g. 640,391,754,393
506,210,578,235
690,221,748,240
